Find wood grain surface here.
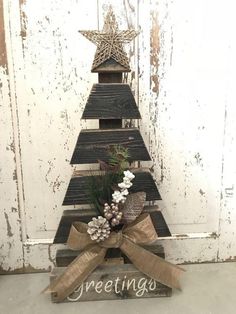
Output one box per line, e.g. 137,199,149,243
50,264,172,302
70,128,151,164
63,169,161,205
82,83,141,119
53,208,170,244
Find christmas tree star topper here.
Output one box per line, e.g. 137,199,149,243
79,7,139,72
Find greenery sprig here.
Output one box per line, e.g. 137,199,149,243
87,145,130,214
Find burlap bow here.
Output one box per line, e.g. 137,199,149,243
44,213,184,302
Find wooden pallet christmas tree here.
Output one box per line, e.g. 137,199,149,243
46,8,184,303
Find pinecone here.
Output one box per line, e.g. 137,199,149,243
87,216,111,242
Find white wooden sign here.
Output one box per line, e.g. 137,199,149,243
50,264,171,302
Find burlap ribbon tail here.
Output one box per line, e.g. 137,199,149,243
44,213,184,302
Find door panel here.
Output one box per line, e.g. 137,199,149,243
1,0,235,272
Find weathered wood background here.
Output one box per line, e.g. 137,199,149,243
0,0,236,272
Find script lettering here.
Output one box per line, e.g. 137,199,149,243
66,275,160,301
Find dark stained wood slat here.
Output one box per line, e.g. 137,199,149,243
62,169,161,205
99,119,122,129
92,57,130,73
98,73,122,83
53,208,170,244
70,128,151,164
56,249,121,267
98,68,123,133
82,84,141,120
150,211,171,237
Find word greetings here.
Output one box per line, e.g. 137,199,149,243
67,275,159,301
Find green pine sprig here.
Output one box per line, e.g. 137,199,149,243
87,145,130,213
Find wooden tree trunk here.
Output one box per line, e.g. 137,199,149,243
99,72,123,129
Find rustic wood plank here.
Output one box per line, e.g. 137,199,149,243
0,0,25,272
98,64,123,130
70,128,151,164
82,84,141,120
53,207,170,244
56,245,165,267
62,169,161,205
98,73,122,83
102,257,124,265
56,249,122,266
50,264,172,302
150,211,172,237
99,119,122,129
92,57,130,73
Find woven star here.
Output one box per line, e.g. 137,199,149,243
79,8,139,72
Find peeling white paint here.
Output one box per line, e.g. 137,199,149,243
0,0,236,272
0,62,23,272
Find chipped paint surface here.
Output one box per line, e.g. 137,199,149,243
4,212,14,237
0,0,236,272
0,0,24,272
150,9,159,93
0,0,7,70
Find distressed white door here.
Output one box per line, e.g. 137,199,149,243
0,0,236,272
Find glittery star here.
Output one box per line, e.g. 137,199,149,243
79,8,139,72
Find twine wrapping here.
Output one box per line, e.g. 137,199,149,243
79,7,139,71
